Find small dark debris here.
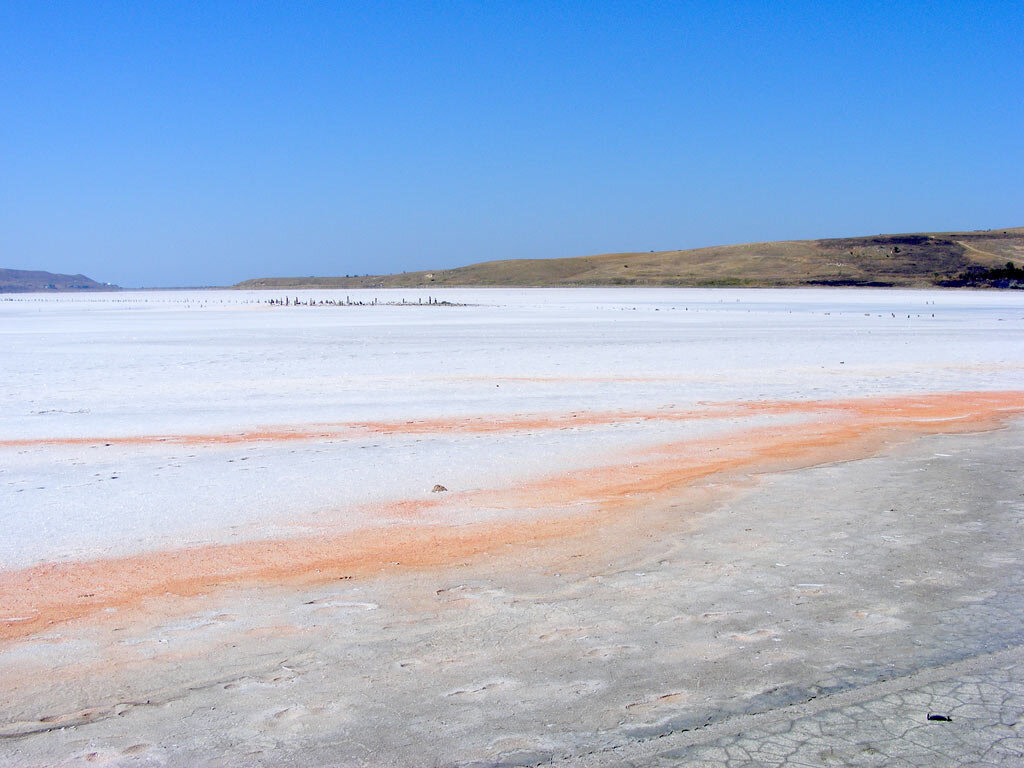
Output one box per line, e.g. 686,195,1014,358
927,713,953,722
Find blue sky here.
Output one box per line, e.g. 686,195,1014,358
1,1,1021,287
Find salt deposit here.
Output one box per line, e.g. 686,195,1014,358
2,287,1023,570
4,287,1024,767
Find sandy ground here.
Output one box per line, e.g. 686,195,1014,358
3,405,1024,766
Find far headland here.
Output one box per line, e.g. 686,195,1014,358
0,268,119,293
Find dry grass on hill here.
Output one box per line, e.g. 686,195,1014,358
235,227,1024,290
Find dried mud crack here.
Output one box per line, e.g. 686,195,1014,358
535,644,1024,768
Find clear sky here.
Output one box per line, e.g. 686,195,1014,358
2,1,1022,287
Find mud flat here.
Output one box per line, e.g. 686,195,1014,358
2,288,1024,766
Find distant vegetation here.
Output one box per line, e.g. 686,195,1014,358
938,261,1024,288
235,227,1024,290
0,269,117,293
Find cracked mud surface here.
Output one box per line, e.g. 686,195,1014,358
3,422,1024,766
581,648,1024,767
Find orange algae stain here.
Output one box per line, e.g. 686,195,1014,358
2,390,1024,643
0,515,589,644
0,410,672,448
0,401,805,449
5,390,1020,450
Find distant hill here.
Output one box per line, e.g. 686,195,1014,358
0,269,118,293
236,227,1024,290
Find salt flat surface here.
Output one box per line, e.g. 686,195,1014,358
3,287,1023,569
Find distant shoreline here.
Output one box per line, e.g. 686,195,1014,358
6,224,1023,292
3,283,1021,298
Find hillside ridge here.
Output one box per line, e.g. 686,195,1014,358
236,227,1024,290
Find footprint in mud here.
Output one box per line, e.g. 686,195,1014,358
625,691,689,713
262,705,327,733
537,626,591,642
656,614,697,625
699,611,735,621
243,624,307,638
224,664,304,690
848,611,908,634
301,598,379,612
792,584,826,597
300,600,380,620
583,644,638,659
725,629,779,643
272,706,305,722
259,667,301,685
153,611,240,637
435,584,507,603
40,706,113,727
161,621,220,636
956,591,996,603
446,679,514,698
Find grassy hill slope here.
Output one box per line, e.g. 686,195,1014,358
236,227,1024,290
